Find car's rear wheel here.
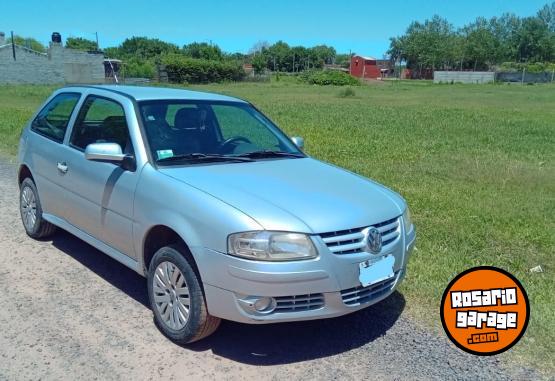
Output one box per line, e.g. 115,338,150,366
19,178,56,239
147,245,221,343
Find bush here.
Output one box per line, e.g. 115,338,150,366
298,70,360,86
123,58,156,78
161,54,245,84
499,62,555,73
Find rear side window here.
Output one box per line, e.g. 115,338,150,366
31,93,80,143
70,96,133,153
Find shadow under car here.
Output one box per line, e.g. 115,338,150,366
49,229,406,365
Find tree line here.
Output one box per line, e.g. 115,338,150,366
250,41,339,74
100,38,343,77
7,2,554,81
388,2,555,75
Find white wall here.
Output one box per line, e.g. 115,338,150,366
0,43,104,84
433,71,495,84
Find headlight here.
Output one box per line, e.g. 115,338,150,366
402,207,413,233
228,231,317,261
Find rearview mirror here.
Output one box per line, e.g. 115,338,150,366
291,136,305,150
85,143,126,163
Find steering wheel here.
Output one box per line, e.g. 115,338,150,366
219,136,252,153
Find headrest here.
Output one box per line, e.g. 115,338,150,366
174,107,201,131
143,104,167,121
102,115,126,128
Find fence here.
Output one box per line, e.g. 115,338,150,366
433,71,495,84
433,70,555,84
496,71,555,84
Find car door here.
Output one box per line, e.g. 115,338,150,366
58,94,139,258
25,92,82,220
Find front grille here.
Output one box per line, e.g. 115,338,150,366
319,216,401,255
274,293,325,312
341,273,398,306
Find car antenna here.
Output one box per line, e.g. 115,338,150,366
108,59,119,84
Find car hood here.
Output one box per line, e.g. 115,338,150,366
159,158,405,233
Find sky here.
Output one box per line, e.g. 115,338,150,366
1,0,550,56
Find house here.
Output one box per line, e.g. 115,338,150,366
349,55,381,79
0,32,105,84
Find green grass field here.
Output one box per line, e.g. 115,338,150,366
0,81,553,373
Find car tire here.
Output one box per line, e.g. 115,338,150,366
19,178,57,239
147,244,221,344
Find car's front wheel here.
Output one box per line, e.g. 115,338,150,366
19,178,57,239
147,245,221,344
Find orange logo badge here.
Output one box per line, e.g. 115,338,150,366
440,266,529,356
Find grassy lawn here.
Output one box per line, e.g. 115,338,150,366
1,81,553,373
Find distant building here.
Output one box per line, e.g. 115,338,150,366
0,32,105,84
242,63,254,76
349,56,394,79
350,55,380,79
375,59,394,77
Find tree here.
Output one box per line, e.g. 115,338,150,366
103,47,121,59
265,40,291,71
226,52,248,63
388,16,456,74
249,40,269,54
182,42,223,60
66,37,98,51
251,53,266,75
310,45,337,66
6,35,46,53
335,53,353,68
516,16,554,61
388,4,555,72
291,46,308,71
118,37,179,60
538,2,555,32
462,18,500,70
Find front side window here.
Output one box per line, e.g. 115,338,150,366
31,93,80,142
139,100,303,164
70,96,133,154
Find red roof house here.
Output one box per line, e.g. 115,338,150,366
349,55,381,79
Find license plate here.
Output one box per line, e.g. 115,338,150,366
358,255,395,287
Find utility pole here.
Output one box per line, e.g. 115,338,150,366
398,50,402,79
11,31,16,61
95,32,99,49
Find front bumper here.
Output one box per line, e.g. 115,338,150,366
197,225,416,324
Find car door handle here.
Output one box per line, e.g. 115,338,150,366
56,162,68,174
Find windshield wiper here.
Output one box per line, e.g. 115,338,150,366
157,153,253,163
233,150,305,159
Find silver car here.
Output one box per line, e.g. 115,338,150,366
17,85,416,343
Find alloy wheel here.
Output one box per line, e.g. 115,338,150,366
21,186,37,231
152,261,191,330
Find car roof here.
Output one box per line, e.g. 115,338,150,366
65,85,247,103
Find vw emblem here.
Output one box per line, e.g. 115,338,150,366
367,227,382,254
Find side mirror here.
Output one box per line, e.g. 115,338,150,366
291,136,305,150
85,142,136,171
85,143,126,163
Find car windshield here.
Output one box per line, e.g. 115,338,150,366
138,100,304,164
